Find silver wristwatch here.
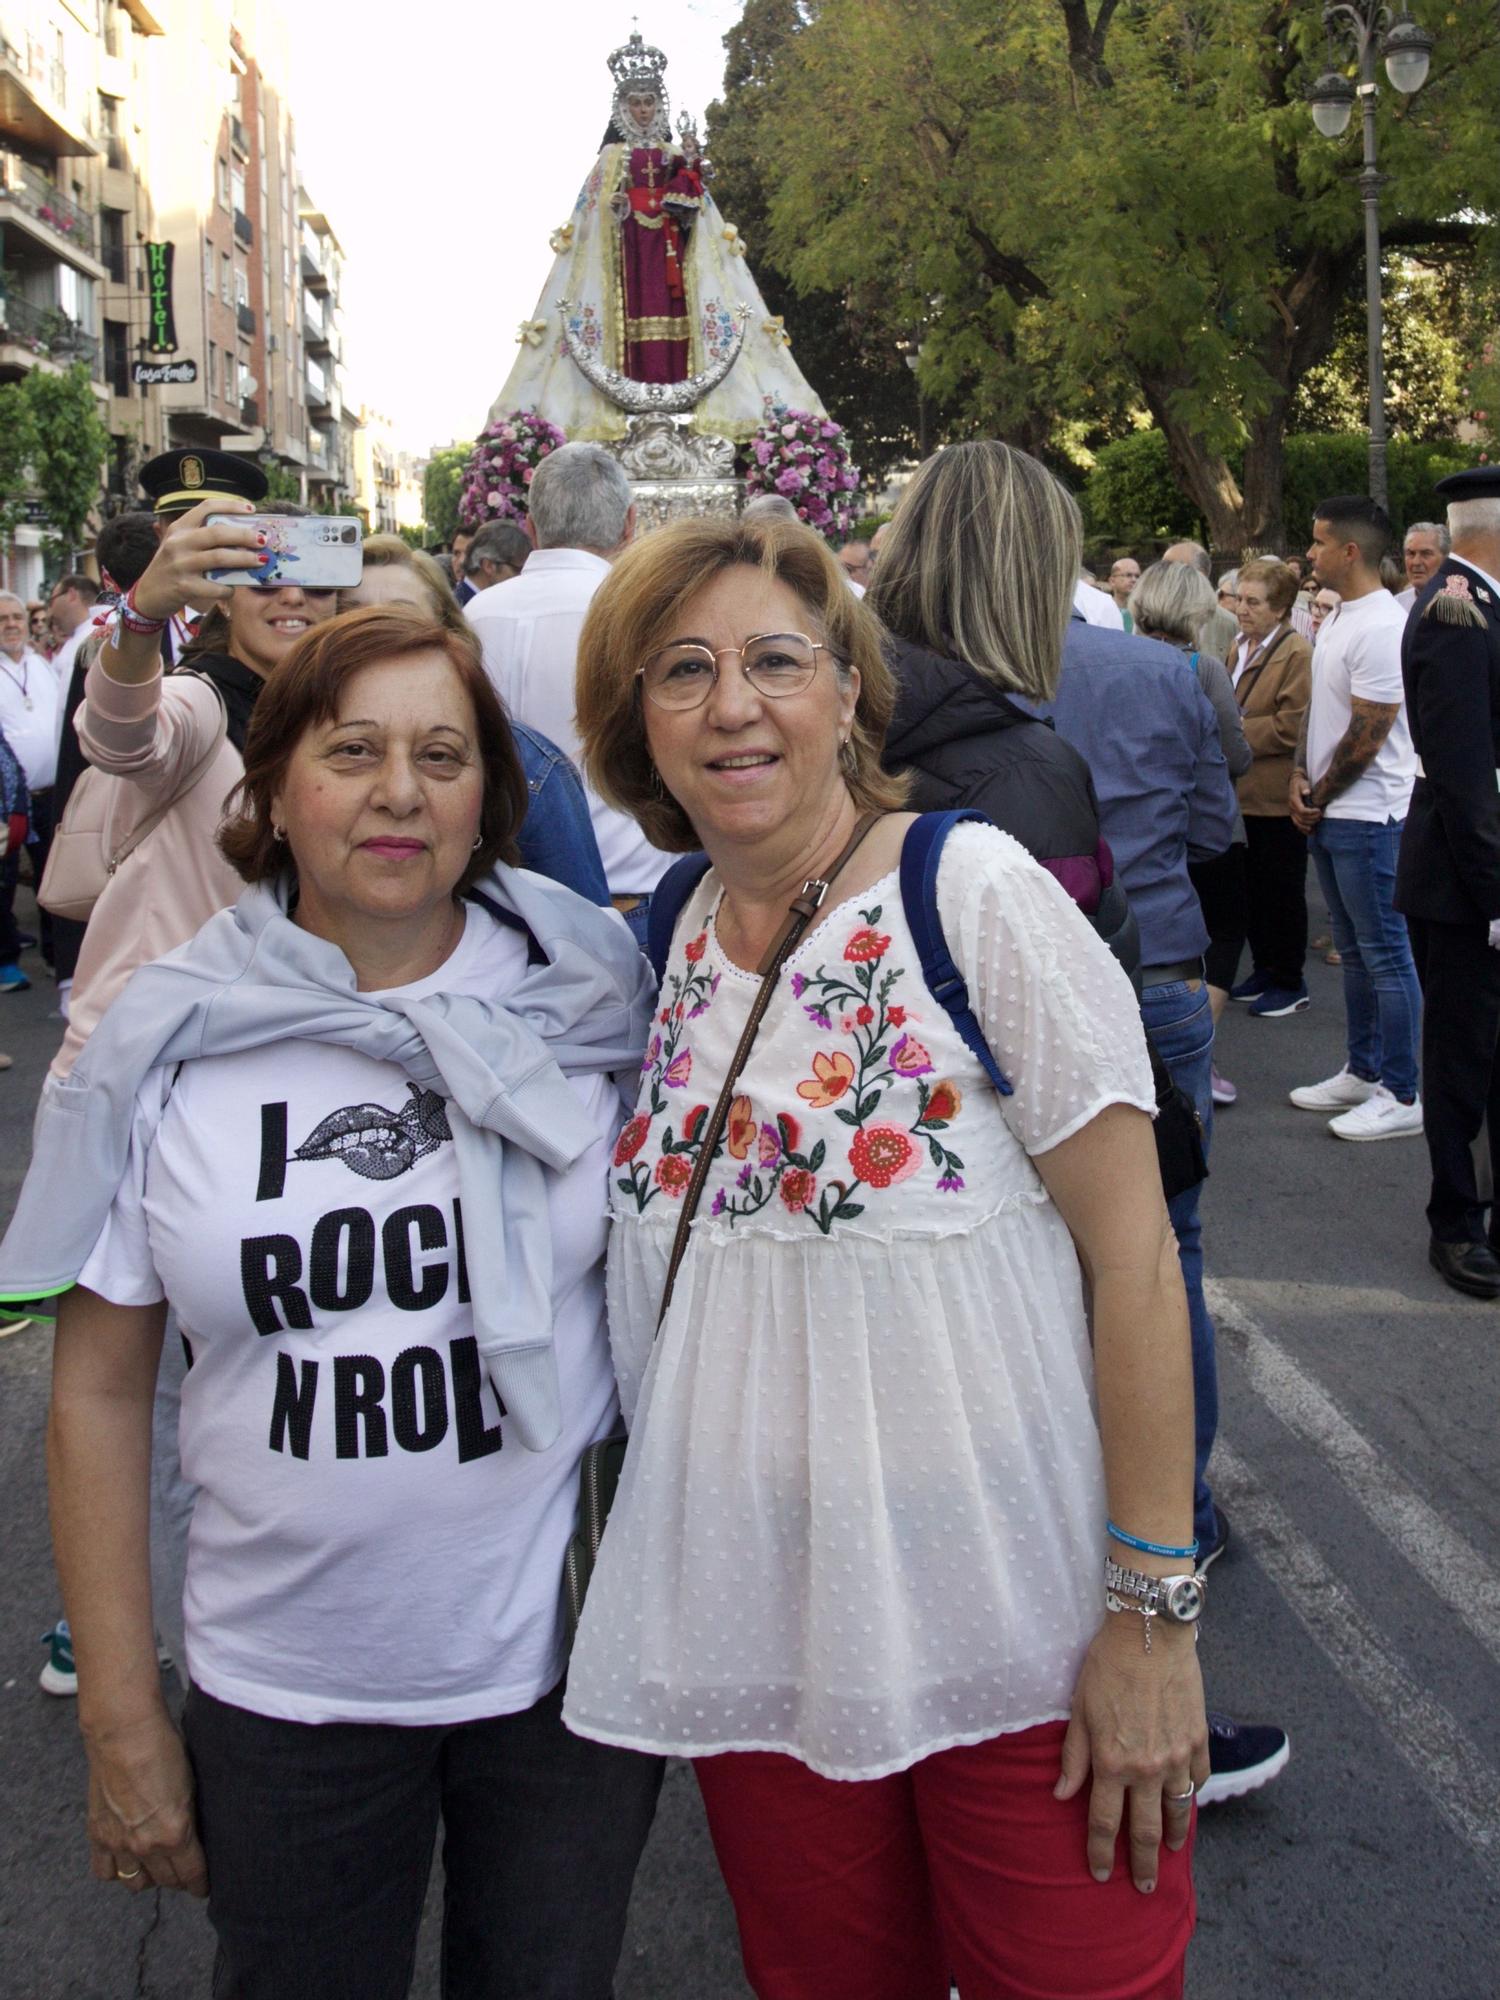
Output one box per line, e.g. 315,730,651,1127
1104,1556,1207,1625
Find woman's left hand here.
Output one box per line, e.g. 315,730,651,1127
1055,1614,1209,1893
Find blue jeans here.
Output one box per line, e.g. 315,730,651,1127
512,724,611,907
1140,977,1218,1553
1310,816,1422,1102
183,1680,663,2000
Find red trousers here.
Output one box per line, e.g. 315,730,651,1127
694,1721,1195,2000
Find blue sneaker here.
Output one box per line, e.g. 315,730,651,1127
1248,983,1310,1018
0,962,30,993
1229,970,1273,1003
40,1619,76,1696
1197,1712,1290,1804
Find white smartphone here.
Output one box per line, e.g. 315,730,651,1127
206,513,364,590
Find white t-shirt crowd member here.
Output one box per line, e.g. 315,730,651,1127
466,550,673,899
0,644,60,791
78,906,620,1726
1307,589,1415,822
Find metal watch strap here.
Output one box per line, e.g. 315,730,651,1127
1104,1557,1207,1621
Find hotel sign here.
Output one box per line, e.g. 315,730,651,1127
145,241,177,353
133,358,199,385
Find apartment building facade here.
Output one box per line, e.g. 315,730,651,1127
1,0,356,595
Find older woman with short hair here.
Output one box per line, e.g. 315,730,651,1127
1131,563,1253,1103
3,605,663,1999
566,517,1207,2000
1228,558,1313,1014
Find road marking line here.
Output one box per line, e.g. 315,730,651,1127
1213,1443,1500,1874
1207,1276,1500,1667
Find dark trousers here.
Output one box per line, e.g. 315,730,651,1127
1407,915,1500,1246
1243,813,1307,989
182,1680,664,2000
0,784,52,965
1188,841,1248,993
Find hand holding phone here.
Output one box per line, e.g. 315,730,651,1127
206,514,364,591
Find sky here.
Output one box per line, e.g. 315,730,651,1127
289,0,746,458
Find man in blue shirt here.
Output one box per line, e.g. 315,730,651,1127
1031,617,1237,1564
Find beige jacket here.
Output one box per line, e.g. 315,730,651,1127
1233,626,1312,818
55,657,246,1077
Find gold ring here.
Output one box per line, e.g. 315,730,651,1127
117,1864,143,1880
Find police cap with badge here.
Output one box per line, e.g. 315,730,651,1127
138,447,268,520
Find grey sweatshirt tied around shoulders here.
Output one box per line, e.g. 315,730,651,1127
0,863,654,1453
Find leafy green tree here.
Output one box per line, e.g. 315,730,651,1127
261,459,304,504
422,444,470,546
742,0,1500,551
707,0,925,483
22,363,110,561
0,380,37,561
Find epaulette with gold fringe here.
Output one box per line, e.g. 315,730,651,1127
1423,575,1487,628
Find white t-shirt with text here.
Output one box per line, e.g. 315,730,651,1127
77,906,620,1726
1307,588,1414,823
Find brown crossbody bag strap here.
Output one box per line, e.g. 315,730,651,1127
654,812,880,1330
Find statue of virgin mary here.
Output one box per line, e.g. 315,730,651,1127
488,29,826,443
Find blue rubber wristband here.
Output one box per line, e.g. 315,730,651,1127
1106,1520,1199,1560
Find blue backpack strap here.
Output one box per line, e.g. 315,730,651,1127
899,812,1013,1097
646,851,714,980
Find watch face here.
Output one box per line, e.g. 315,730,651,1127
1164,1576,1205,1623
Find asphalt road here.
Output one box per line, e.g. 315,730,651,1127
2,890,1498,2000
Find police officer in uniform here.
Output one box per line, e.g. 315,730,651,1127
137,448,268,666
1395,467,1500,1297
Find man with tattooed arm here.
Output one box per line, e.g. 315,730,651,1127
1288,497,1423,1143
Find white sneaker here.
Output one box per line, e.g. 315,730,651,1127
1328,1086,1423,1142
1289,1067,1379,1112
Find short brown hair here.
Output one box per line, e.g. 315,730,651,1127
1236,557,1298,617
218,604,528,892
576,517,908,853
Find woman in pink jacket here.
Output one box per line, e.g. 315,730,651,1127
56,499,338,1078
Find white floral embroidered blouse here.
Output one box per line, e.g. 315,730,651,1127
563,824,1157,1780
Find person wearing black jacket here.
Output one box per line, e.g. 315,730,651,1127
1395,468,1500,1296
872,440,1289,1806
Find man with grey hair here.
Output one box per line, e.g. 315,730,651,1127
1395,520,1451,610
742,493,799,523
464,519,530,596
1395,468,1500,1294
1164,539,1213,577
467,443,670,933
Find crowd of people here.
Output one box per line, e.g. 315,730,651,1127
1,432,1497,2000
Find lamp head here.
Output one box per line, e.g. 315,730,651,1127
1381,12,1433,94
1308,69,1356,137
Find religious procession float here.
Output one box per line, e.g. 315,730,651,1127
479,28,856,530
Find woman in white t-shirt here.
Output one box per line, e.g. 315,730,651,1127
40,605,663,1999
568,519,1209,2000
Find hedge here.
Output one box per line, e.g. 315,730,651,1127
1082,429,1470,553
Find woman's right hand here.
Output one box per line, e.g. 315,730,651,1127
83,1708,208,1898
132,498,265,622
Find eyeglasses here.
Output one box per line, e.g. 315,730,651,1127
637,632,836,711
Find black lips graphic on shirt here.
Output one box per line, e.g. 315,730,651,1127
294,1083,453,1182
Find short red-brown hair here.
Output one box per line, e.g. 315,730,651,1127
218,603,527,892
1236,557,1298,617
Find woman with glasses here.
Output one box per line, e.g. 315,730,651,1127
566,517,1206,2000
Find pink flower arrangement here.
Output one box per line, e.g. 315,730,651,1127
743,408,861,538
458,409,567,529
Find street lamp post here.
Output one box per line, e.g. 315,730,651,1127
1307,7,1434,514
